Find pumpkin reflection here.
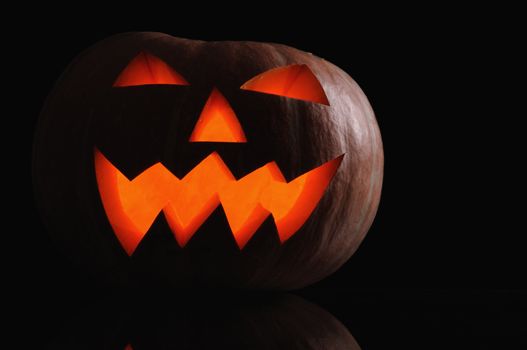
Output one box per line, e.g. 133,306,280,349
49,294,361,350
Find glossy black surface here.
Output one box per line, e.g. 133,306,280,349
16,287,526,348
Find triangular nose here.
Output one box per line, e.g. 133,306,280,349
189,88,247,143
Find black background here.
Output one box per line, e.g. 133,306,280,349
13,8,525,348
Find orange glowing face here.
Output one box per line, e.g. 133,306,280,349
95,52,343,256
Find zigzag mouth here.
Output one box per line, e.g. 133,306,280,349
94,148,343,256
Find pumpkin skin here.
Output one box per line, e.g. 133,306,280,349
33,32,383,289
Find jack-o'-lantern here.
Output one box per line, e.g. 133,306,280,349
33,32,383,289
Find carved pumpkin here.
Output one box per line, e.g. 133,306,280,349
33,32,383,289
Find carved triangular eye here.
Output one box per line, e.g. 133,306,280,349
241,64,329,105
113,52,189,87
